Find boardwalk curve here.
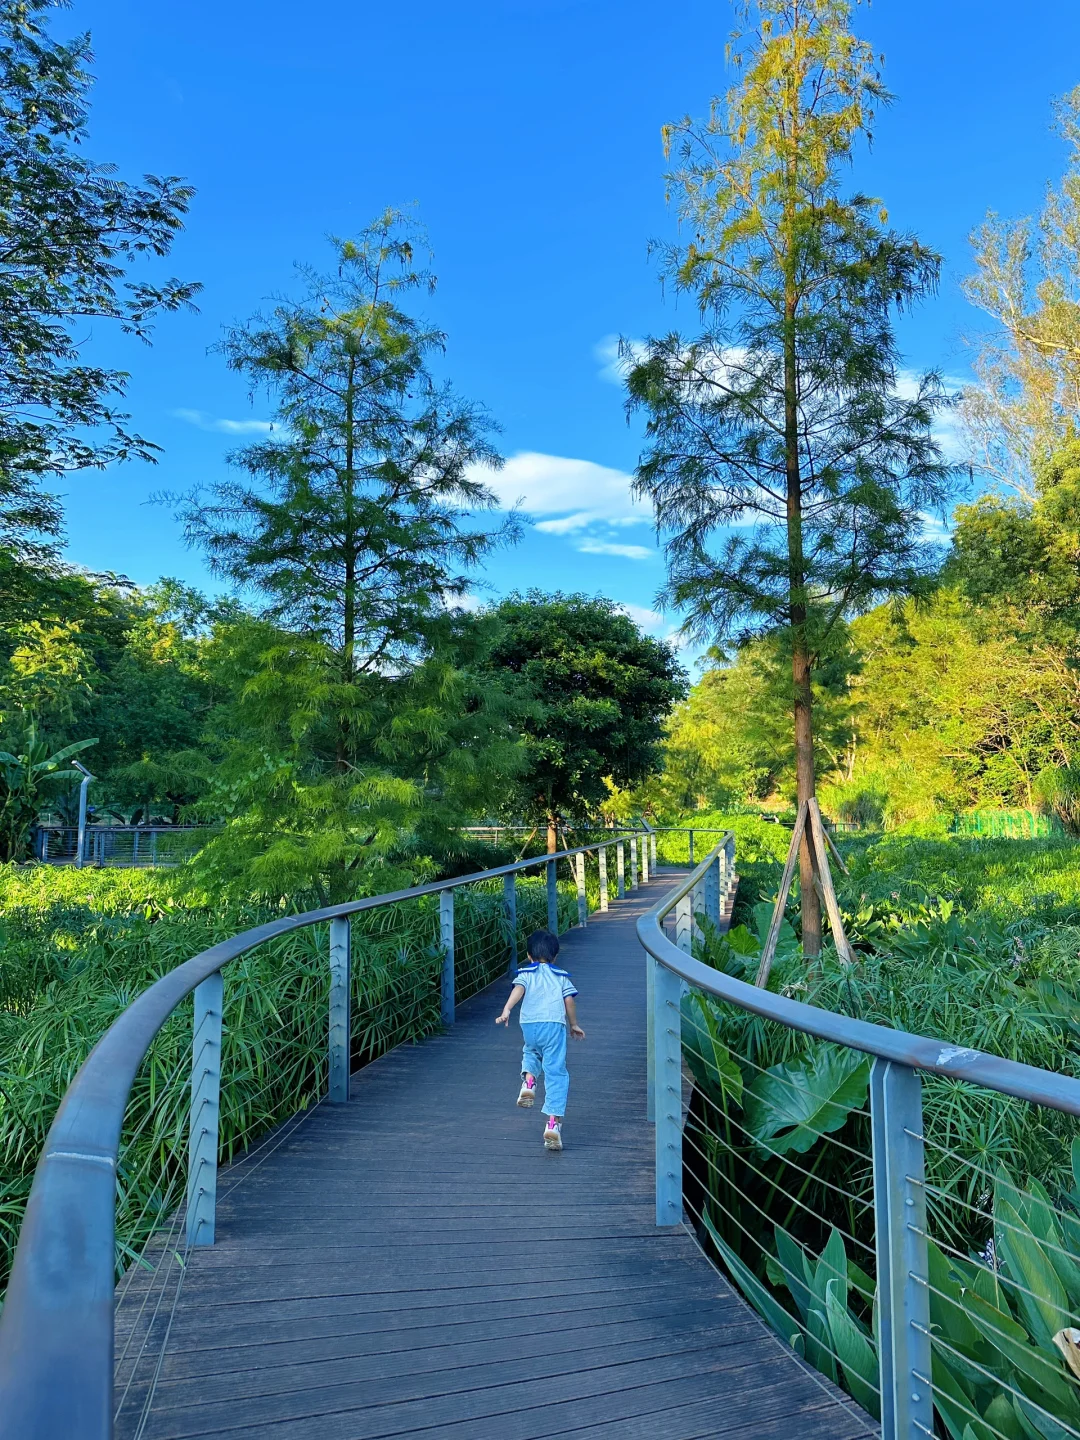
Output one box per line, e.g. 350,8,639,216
115,874,874,1440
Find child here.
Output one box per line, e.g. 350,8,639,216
495,928,584,1151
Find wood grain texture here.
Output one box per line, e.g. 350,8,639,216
115,870,876,1439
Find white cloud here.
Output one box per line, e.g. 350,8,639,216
617,602,665,631
576,539,654,561
595,335,647,385
472,451,652,531
173,408,275,436
895,370,969,462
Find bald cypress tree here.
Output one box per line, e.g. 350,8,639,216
627,0,957,956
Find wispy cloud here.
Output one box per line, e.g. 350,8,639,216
595,335,647,385
618,602,665,630
471,451,652,532
576,539,654,561
173,408,275,436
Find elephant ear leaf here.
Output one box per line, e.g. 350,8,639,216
701,1209,802,1351
744,1045,870,1156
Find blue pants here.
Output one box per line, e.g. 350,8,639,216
521,1021,569,1117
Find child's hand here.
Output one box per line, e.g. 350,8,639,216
570,1024,585,1040
495,1011,510,1025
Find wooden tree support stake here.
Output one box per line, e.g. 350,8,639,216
755,797,855,987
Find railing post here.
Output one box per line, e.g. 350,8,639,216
704,852,720,930
329,916,351,1103
641,833,650,884
688,829,695,866
646,952,655,1122
546,859,559,933
630,837,639,890
575,851,587,927
617,840,626,897
598,846,609,911
650,829,657,869
692,874,705,949
871,1058,933,1440
440,889,455,1025
504,871,518,976
675,891,693,956
725,836,736,913
187,971,223,1247
653,958,683,1226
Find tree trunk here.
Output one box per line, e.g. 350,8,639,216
783,283,822,960
546,814,558,853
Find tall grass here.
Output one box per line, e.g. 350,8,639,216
0,861,586,1298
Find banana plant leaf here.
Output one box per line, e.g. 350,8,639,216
702,1208,804,1352
743,1044,870,1155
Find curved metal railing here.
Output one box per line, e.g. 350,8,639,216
0,828,677,1439
638,840,1080,1440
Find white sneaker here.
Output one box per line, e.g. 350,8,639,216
517,1076,536,1108
544,1118,563,1151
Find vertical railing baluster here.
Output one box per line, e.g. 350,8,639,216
617,840,626,897
704,851,720,931
688,829,695,866
598,846,609,911
675,891,692,956
630,837,639,890
440,890,455,1025
546,859,558,933
652,958,683,1226
329,916,351,1103
504,872,518,977
871,1058,933,1440
650,830,657,869
186,972,223,1247
641,833,650,884
575,852,587,927
691,875,705,950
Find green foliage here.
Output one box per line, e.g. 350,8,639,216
0,723,95,860
0,0,197,555
479,592,686,827
0,859,581,1297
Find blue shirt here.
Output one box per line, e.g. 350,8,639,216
514,962,578,1025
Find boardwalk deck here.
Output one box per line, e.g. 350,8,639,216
115,873,876,1440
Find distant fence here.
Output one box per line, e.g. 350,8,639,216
33,825,214,868
950,808,1064,839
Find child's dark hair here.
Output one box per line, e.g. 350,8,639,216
526,929,560,962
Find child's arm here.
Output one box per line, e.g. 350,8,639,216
496,984,525,1025
565,995,585,1040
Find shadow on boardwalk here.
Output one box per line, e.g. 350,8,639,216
116,874,876,1440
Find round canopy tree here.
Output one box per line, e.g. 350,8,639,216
483,592,686,848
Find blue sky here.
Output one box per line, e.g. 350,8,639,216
57,0,1075,661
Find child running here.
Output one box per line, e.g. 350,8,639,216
495,929,584,1151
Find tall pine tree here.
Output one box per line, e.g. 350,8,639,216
626,0,957,955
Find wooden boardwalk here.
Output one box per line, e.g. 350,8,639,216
116,873,876,1440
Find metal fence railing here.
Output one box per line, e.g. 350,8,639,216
0,828,668,1440
34,825,214,868
638,840,1080,1440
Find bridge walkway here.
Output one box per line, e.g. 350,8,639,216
116,872,875,1440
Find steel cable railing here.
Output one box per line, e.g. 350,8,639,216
0,829,656,1440
639,838,1080,1440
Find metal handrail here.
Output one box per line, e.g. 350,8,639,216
0,829,648,1439
637,840,1080,1440
637,841,1080,1116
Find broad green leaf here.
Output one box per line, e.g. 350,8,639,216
932,1349,998,1440
995,1193,1072,1349
928,1239,983,1353
961,1287,1075,1407
825,1277,880,1419
743,1045,870,1155
770,1224,814,1322
810,1227,849,1315
806,1304,839,1383
982,1394,1026,1440
680,993,743,1109
702,1210,803,1351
